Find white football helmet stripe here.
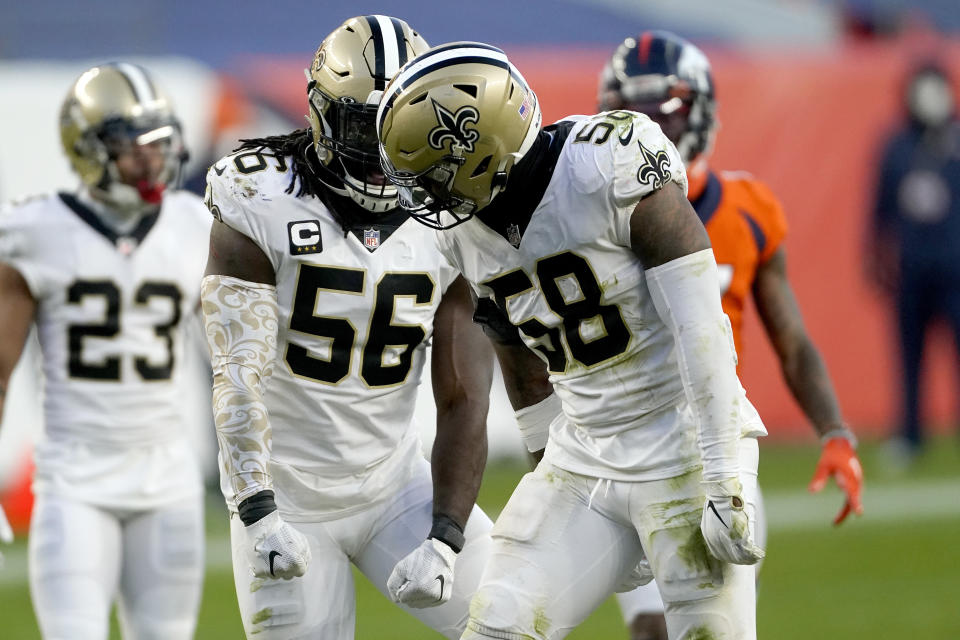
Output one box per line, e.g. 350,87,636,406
382,44,509,107
373,15,402,78
114,62,156,103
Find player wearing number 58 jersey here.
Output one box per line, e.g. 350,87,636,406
0,63,208,639
201,16,494,639
379,43,766,639
598,31,864,640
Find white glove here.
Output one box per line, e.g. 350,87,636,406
0,504,12,569
243,511,311,580
614,555,655,592
701,478,765,565
387,538,458,608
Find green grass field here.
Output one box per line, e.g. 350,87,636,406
1,435,958,639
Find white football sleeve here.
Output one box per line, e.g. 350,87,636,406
645,248,742,482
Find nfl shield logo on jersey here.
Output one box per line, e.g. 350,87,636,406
363,228,380,250
116,236,137,256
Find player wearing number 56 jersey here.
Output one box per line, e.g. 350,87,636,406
379,43,766,640
0,63,208,639
201,16,494,639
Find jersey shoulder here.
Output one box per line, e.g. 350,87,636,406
162,189,213,232
716,170,788,257
0,193,69,260
1,192,66,223
205,147,297,221
560,111,687,205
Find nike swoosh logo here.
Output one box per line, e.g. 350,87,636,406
618,122,634,146
213,164,226,176
435,574,445,602
268,550,282,576
707,500,729,529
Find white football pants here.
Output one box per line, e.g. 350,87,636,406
462,437,761,640
616,444,767,624
230,458,493,639
28,491,204,640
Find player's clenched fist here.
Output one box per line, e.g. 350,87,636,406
388,514,464,608
700,478,765,565
388,538,459,608
239,491,311,580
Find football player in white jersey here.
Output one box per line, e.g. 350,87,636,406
201,16,494,639
378,43,766,640
600,31,864,640
0,63,209,639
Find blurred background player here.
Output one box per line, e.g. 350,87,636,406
379,42,765,640
0,63,210,639
0,503,12,567
865,60,960,463
201,16,495,638
597,31,865,640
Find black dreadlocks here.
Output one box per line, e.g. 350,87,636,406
234,128,320,197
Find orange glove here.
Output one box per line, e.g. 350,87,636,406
808,433,864,526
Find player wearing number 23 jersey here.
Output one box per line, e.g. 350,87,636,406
0,63,208,639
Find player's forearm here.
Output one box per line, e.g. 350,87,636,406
646,249,743,481
201,275,279,502
211,365,275,500
494,342,554,411
431,400,488,528
780,337,846,439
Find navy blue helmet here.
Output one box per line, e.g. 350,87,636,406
598,30,716,164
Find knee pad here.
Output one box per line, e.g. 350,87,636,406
647,515,725,604
243,578,305,635
464,582,556,640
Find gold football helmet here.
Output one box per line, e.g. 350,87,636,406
59,62,186,213
377,42,542,229
307,15,429,213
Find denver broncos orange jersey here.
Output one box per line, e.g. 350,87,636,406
691,170,788,370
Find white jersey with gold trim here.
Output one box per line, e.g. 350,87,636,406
205,148,459,520
438,112,765,482
0,190,211,507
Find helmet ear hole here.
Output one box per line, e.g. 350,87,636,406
471,155,492,177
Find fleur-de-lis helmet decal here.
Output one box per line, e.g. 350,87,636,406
428,100,480,152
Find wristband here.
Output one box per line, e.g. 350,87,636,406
429,513,465,553
238,490,278,527
820,427,857,448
